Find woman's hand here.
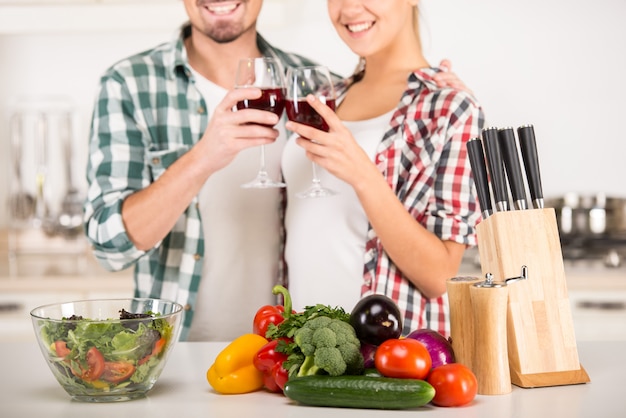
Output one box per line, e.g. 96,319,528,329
284,94,464,298
284,94,379,192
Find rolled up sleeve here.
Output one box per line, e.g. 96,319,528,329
84,71,152,271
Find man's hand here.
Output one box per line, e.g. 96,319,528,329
433,59,474,95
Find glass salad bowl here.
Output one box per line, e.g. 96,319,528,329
30,298,183,402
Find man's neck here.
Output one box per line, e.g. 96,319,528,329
185,27,262,89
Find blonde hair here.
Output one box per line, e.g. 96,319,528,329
412,5,422,48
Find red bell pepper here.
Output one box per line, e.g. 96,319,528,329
253,337,290,392
253,285,293,338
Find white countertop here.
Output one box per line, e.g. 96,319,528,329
1,341,625,418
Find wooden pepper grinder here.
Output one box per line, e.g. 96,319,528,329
470,275,511,395
446,276,482,371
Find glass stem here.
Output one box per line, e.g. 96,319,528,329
258,145,269,177
311,162,322,187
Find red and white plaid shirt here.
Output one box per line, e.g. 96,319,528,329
335,67,485,337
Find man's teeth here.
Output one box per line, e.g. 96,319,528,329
208,3,237,14
347,22,373,33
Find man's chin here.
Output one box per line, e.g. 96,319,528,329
205,25,245,44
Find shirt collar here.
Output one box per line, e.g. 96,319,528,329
336,65,444,103
408,67,442,92
166,23,280,80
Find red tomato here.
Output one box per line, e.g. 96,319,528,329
427,363,478,407
101,361,136,383
374,338,432,380
72,347,105,382
54,341,71,358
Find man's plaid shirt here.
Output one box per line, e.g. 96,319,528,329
84,25,319,340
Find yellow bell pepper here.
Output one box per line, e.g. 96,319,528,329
207,333,268,394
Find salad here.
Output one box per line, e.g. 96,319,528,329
38,309,175,394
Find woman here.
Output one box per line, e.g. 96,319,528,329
281,0,485,337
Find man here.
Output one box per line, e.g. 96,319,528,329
85,0,469,341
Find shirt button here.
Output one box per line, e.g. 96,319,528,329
364,279,371,286
184,304,192,311
195,202,200,210
193,253,201,261
197,106,206,114
377,155,386,164
151,157,160,165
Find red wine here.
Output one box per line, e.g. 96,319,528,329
236,87,285,121
285,98,336,132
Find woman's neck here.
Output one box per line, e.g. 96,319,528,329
359,55,428,85
358,32,428,83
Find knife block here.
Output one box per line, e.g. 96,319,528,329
475,208,589,388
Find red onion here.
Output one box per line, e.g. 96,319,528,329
405,329,455,369
359,342,377,369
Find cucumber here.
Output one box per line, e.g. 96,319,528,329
283,375,435,410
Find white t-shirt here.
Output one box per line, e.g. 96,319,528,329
186,68,287,341
281,111,393,312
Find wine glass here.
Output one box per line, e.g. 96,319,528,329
285,65,337,199
235,57,286,188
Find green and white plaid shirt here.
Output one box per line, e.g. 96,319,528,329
84,24,320,340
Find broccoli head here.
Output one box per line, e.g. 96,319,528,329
293,316,364,377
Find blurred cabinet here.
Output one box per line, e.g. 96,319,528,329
569,290,626,342
0,0,287,35
0,0,187,34
0,229,134,342
0,274,133,343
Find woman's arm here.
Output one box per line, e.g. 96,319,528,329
285,92,481,298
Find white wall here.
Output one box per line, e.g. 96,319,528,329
259,0,626,199
1,0,625,226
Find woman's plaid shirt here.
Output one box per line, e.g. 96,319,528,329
335,68,485,337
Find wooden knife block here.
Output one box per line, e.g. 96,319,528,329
475,208,590,388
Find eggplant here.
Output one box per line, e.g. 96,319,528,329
350,294,403,346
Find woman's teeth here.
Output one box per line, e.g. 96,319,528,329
347,22,373,33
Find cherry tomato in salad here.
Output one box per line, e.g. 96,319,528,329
72,347,105,382
374,338,432,380
54,340,71,358
138,337,167,365
427,363,478,407
152,337,167,356
101,361,136,383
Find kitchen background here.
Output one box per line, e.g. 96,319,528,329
0,0,625,342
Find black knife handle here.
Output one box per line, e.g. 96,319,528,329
498,127,528,210
517,125,544,208
481,127,509,211
467,138,493,219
